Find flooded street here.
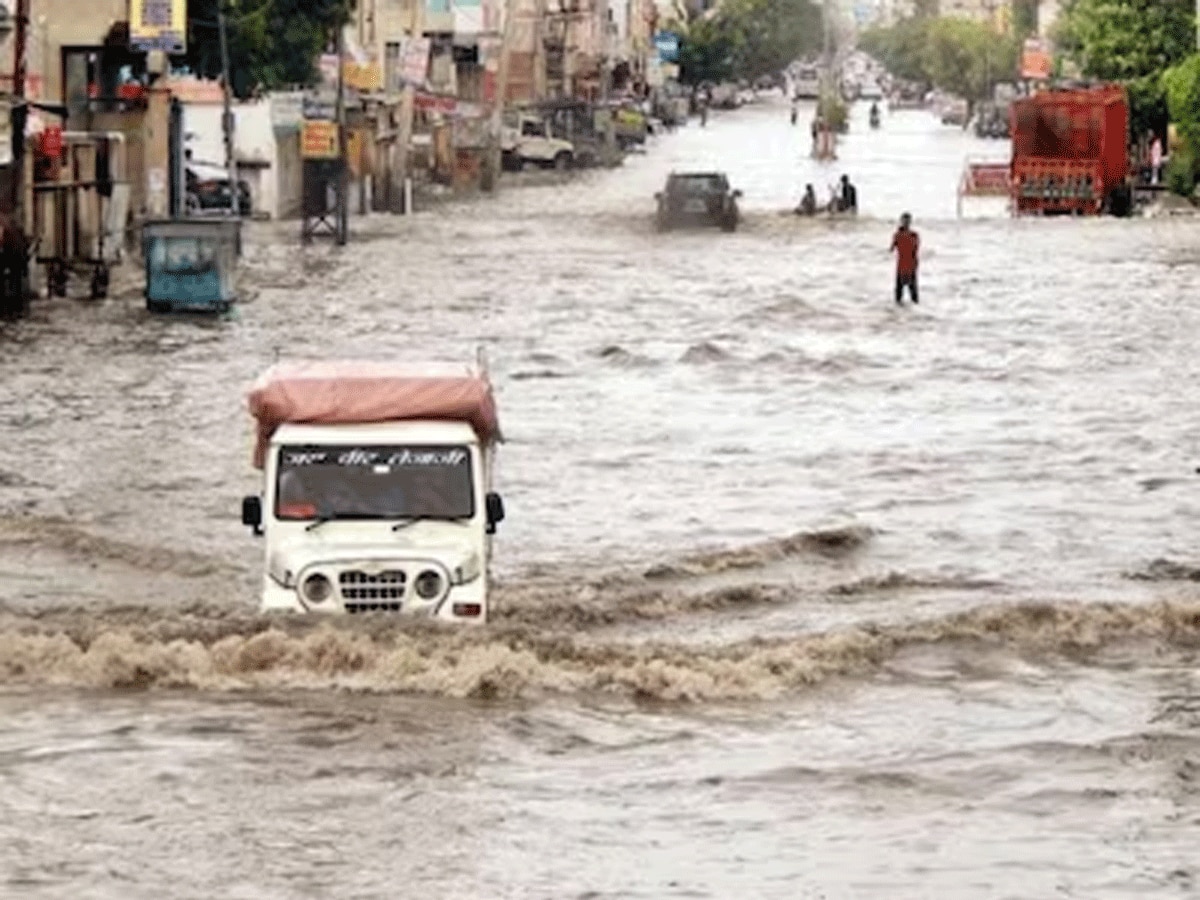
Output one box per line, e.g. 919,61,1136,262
3,95,1200,896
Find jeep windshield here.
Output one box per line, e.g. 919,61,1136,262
275,445,474,522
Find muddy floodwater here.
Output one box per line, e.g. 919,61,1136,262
3,96,1200,898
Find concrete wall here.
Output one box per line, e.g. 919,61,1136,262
181,96,306,220
0,0,128,101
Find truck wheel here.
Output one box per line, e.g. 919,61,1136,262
721,205,739,232
554,152,572,172
1105,184,1133,218
655,205,672,232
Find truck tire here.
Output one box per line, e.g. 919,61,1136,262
655,206,672,232
1105,184,1133,218
721,205,739,232
554,152,572,172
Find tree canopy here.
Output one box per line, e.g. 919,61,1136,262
859,16,1018,102
1054,0,1195,138
678,0,824,85
1054,0,1195,82
182,0,352,98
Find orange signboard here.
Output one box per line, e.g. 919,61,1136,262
301,120,339,159
343,61,383,92
1021,39,1052,80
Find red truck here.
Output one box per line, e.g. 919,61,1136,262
1009,85,1132,216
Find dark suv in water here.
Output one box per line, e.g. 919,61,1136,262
655,172,742,232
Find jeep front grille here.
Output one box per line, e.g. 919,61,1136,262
345,601,403,614
338,570,407,602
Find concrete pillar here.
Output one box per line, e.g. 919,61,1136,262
144,81,172,219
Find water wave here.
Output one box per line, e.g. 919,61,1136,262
829,571,1000,597
642,525,874,580
594,345,658,368
1126,558,1200,583
0,515,229,578
2,598,1193,701
679,342,733,364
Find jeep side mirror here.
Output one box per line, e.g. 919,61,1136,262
242,495,263,536
654,191,662,200
485,492,506,534
732,189,743,199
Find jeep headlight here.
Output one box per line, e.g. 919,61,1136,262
413,569,445,601
300,572,334,605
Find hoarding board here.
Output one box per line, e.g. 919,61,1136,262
270,92,305,130
398,37,432,88
1021,38,1052,80
654,32,679,64
301,120,339,160
129,0,187,54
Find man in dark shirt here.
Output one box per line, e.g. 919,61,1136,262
890,212,920,305
838,174,858,214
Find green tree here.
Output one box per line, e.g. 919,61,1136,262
860,15,1017,104
859,17,934,85
1162,54,1200,195
183,0,353,98
1055,0,1194,81
1012,0,1038,37
678,17,735,85
925,16,1018,108
1055,0,1195,137
679,0,823,85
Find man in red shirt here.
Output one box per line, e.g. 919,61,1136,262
890,212,920,305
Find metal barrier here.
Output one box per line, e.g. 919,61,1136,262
32,179,130,298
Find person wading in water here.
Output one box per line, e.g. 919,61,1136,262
890,212,920,305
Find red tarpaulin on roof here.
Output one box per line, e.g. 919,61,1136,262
247,361,501,469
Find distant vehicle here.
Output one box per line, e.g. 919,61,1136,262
940,98,970,127
186,162,252,215
655,172,742,232
792,65,821,99
860,80,884,101
973,102,1010,139
1010,84,1132,217
501,113,575,170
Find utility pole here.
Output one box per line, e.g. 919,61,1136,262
10,0,29,225
217,1,240,218
335,23,348,244
485,0,519,192
395,0,425,213
533,0,549,101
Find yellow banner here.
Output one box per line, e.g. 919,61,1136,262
302,121,340,160
344,61,383,93
129,0,187,54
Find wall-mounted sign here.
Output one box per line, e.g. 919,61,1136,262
301,120,339,160
129,0,187,54
396,37,431,89
1021,38,1052,80
653,31,679,64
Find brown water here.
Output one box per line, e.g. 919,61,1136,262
2,96,1200,897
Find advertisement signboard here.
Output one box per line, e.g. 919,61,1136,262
654,32,679,64
270,92,305,131
1021,38,1052,80
400,37,432,87
301,120,339,160
129,0,187,54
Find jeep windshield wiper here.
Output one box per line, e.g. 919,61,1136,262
305,511,350,532
391,516,471,533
